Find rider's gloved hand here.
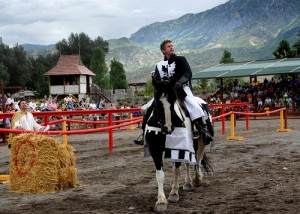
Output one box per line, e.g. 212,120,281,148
175,81,182,89
161,79,170,87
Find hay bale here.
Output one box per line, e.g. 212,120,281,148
9,133,77,193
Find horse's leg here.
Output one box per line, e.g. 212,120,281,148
168,162,181,202
160,96,172,134
193,139,205,187
183,162,194,190
155,169,168,211
147,132,168,212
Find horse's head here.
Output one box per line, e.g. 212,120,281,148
147,96,186,135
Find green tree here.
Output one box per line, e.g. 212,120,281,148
99,75,112,90
28,53,59,96
90,47,110,89
0,43,10,65
56,32,109,68
110,59,128,90
273,40,294,59
199,79,209,89
7,45,31,87
143,78,154,96
0,63,10,85
220,50,234,63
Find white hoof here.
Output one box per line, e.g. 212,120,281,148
183,183,194,190
154,204,168,212
168,194,179,202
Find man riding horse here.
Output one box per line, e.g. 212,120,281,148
136,39,213,146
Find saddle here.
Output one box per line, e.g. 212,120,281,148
176,98,190,119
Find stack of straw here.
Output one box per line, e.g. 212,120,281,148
9,133,77,193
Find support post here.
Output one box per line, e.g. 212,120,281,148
227,113,245,141
221,106,225,135
276,110,292,132
62,121,68,144
128,113,137,130
108,113,113,152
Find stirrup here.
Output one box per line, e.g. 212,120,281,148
193,131,200,139
202,132,213,145
133,133,144,146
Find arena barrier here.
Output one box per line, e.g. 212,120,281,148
210,103,249,135
212,107,292,141
0,175,9,184
0,108,142,150
0,106,294,183
0,108,142,183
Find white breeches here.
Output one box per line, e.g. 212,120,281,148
183,86,204,121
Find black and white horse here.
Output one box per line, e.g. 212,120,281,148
144,96,214,212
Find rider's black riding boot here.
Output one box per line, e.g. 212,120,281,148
133,118,146,145
134,104,152,146
193,117,213,145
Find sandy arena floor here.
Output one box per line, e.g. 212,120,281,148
0,117,299,213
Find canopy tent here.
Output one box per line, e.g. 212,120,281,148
192,57,300,80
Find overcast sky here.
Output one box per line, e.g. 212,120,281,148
0,0,228,46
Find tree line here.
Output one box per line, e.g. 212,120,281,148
1,30,300,98
0,32,128,98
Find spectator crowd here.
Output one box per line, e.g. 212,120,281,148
0,94,117,128
206,75,300,113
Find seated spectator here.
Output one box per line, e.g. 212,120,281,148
6,94,14,105
14,102,20,111
49,100,57,111
89,100,97,110
279,97,286,107
257,97,264,112
40,99,49,111
294,93,300,109
67,101,74,110
240,93,248,103
264,97,272,109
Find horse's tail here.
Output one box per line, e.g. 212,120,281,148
201,153,214,174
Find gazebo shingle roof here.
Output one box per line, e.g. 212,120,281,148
45,55,95,76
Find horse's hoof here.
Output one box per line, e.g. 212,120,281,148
210,146,217,153
183,183,194,190
154,204,168,212
168,194,179,202
192,179,201,187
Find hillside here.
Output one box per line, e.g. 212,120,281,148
107,0,300,82
22,0,300,83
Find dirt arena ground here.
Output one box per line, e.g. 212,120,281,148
0,117,299,214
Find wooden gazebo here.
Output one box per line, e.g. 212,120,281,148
45,55,95,101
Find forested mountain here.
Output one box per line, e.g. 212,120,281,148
22,44,55,50
22,0,300,83
106,0,300,82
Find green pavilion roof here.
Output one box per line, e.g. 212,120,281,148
192,57,300,80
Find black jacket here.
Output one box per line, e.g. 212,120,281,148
152,54,192,100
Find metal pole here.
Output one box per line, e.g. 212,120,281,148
62,121,67,144
246,103,249,130
1,81,6,144
108,112,113,151
284,109,287,129
222,105,225,135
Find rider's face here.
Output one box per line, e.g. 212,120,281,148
163,42,174,58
